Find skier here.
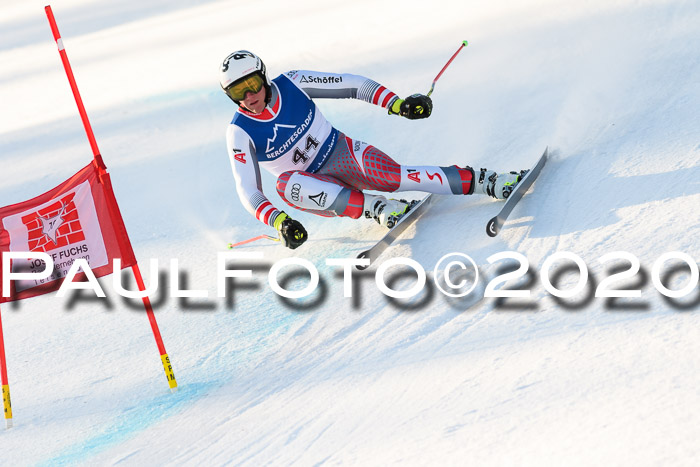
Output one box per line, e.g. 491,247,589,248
221,50,526,249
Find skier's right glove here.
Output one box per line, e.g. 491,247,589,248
388,94,433,120
274,212,308,250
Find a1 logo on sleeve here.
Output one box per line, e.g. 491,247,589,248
232,149,247,164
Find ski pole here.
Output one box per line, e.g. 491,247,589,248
427,40,468,97
228,234,279,249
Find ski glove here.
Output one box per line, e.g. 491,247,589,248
274,212,308,249
388,94,433,120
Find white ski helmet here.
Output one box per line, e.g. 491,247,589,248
219,50,271,104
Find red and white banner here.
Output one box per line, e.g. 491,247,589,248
0,162,136,302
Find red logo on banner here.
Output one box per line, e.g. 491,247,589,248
21,193,86,252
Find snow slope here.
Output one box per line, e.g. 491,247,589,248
1,0,699,464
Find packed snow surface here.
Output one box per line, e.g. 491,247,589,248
1,0,698,465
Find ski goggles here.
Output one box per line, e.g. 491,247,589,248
225,73,265,101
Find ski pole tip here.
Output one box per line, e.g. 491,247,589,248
462,40,469,46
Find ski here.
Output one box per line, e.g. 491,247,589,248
356,195,434,270
486,147,548,237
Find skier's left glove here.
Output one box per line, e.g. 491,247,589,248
274,212,308,249
388,94,432,120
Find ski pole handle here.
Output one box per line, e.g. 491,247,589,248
427,40,468,97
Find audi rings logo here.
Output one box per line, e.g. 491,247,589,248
290,183,301,202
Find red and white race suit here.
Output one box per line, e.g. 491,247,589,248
226,70,474,227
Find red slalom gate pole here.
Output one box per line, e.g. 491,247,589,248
45,5,106,172
45,5,177,392
0,305,13,429
427,40,469,97
132,264,178,392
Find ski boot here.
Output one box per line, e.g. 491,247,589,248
476,168,529,200
364,194,417,228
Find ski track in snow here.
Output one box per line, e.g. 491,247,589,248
1,0,699,465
